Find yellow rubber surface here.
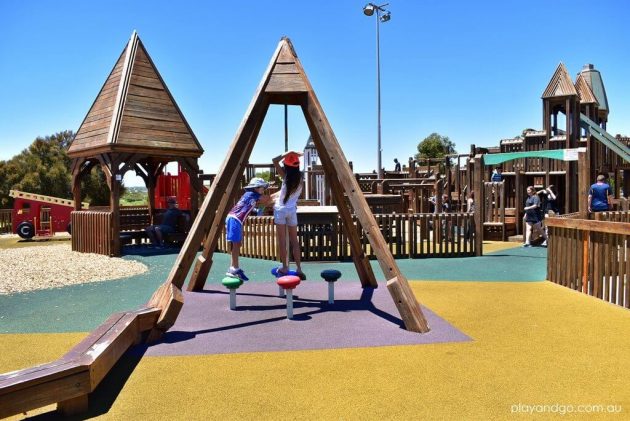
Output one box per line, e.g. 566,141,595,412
3,280,629,420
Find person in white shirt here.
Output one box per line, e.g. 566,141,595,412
272,151,305,279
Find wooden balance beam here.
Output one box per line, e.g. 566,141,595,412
0,307,160,418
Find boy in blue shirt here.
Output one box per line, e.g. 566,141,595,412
588,174,612,212
225,177,273,281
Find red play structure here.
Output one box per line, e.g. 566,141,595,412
154,166,192,210
9,190,89,239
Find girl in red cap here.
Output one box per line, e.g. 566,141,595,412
272,150,306,279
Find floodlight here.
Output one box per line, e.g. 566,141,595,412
363,3,375,16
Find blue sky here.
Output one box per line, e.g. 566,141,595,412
1,0,629,186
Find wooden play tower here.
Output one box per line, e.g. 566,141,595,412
477,62,630,241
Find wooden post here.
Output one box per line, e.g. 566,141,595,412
582,232,589,294
472,154,484,256
515,171,523,236
578,151,590,219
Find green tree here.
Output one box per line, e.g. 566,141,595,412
0,130,118,208
81,167,114,206
415,133,456,160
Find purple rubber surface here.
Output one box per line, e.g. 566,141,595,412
141,281,471,356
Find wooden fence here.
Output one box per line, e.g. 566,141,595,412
546,213,630,309
0,209,11,235
217,212,477,261
71,210,113,256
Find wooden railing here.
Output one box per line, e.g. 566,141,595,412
217,212,477,261
71,210,113,256
546,215,630,309
0,209,11,235
119,206,151,231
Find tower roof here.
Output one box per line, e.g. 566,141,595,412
304,134,316,150
574,73,598,105
578,64,609,113
68,31,203,159
542,63,578,98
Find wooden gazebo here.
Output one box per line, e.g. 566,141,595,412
67,31,203,256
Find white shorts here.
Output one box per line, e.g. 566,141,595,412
274,207,298,226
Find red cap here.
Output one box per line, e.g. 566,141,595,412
283,152,300,168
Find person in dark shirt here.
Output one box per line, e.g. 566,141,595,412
394,158,401,172
588,174,612,212
146,197,188,248
523,186,546,247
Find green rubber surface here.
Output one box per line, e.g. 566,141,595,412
0,243,546,334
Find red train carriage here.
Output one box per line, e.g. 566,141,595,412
9,190,89,239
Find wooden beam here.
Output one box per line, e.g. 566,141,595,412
304,110,377,287
578,151,590,218
545,217,630,235
301,94,428,332
472,154,484,256
187,101,270,292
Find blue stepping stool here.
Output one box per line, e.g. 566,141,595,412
222,276,243,310
320,269,342,304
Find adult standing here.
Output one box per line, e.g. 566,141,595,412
588,174,612,213
393,158,401,172
523,186,546,247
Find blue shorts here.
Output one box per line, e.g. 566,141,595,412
226,217,243,243
274,207,298,226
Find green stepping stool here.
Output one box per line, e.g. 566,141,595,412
222,277,243,310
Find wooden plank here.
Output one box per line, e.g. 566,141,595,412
265,73,308,93
619,233,626,306
0,367,90,419
545,217,630,236
626,235,630,308
58,394,89,416
272,63,299,74
79,313,139,388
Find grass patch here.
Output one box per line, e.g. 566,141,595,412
0,235,70,250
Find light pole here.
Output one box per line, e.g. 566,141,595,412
363,3,391,179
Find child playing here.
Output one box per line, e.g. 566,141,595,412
225,177,273,281
272,151,306,279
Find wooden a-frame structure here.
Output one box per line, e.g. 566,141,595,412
147,37,429,340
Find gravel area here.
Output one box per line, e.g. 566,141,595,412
0,243,148,294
